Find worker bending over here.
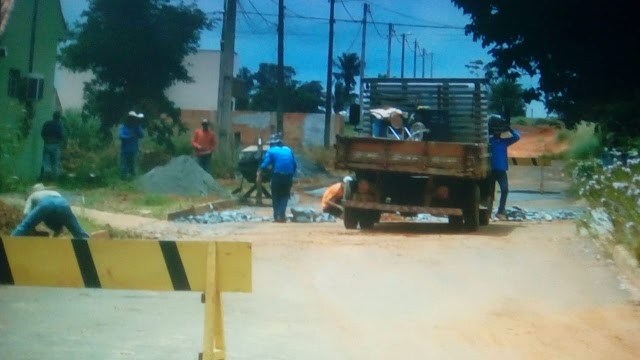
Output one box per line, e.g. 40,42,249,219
321,176,353,218
12,184,90,239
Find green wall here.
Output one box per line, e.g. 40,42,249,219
0,0,66,181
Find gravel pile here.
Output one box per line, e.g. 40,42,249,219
175,210,270,224
138,156,231,197
295,154,330,179
408,206,583,223
503,206,583,221
173,207,337,224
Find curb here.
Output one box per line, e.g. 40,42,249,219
612,245,640,290
581,224,640,303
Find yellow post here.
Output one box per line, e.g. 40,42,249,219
201,243,225,360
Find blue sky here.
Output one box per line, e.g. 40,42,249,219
59,0,546,117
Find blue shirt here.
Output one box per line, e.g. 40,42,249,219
41,120,64,144
260,145,297,175
119,124,144,154
490,130,520,171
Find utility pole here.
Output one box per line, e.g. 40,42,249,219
276,0,284,135
413,39,418,78
324,0,336,148
358,3,368,130
217,0,237,147
386,23,393,77
421,48,426,78
401,33,406,78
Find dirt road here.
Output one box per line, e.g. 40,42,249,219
2,219,640,360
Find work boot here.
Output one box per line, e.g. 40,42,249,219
496,213,507,221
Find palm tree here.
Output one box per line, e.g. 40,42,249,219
489,79,526,124
333,52,361,112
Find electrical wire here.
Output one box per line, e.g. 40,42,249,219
340,0,358,22
367,8,387,39
237,0,260,33
245,0,277,27
236,10,464,29
344,23,362,53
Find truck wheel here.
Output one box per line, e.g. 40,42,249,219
448,215,464,228
479,209,491,226
463,183,480,231
343,208,358,229
359,211,379,229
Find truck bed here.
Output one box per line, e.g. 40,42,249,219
334,135,490,179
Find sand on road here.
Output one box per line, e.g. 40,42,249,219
2,220,640,360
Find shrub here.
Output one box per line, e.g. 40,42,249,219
562,122,603,160
572,151,640,260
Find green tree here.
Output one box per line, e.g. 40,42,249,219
333,52,361,112
60,0,213,150
451,0,640,140
489,79,526,123
235,67,254,110
250,63,324,113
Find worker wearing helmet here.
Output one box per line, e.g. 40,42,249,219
321,176,353,218
489,115,521,220
256,133,297,223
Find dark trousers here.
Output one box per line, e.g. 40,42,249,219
121,151,136,180
492,170,509,214
323,206,343,218
11,196,90,239
196,153,212,174
270,173,293,221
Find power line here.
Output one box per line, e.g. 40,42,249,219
367,8,386,39
236,10,465,30
245,0,277,27
344,23,362,53
340,0,358,22
237,0,260,33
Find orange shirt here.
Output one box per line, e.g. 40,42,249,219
192,129,218,156
321,183,344,209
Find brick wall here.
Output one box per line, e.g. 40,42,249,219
179,110,343,150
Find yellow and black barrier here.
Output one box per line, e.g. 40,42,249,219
0,236,251,360
509,157,552,193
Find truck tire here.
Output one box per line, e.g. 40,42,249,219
479,178,495,226
463,183,480,231
343,208,358,229
479,209,491,226
359,210,379,229
448,215,464,229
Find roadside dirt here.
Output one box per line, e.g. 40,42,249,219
509,125,569,157
0,200,22,234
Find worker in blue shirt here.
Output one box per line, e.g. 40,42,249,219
489,115,521,220
257,133,297,223
119,111,145,180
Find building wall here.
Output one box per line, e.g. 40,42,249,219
0,0,66,181
181,110,342,150
165,50,221,112
56,50,235,113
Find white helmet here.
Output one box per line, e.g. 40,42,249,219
343,176,353,183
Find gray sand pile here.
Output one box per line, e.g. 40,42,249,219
295,154,330,178
138,156,231,197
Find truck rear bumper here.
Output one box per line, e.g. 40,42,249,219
344,200,463,216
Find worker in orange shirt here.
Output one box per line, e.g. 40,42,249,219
192,119,218,174
321,176,353,218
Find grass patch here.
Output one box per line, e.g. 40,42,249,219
561,122,602,160
301,146,336,170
